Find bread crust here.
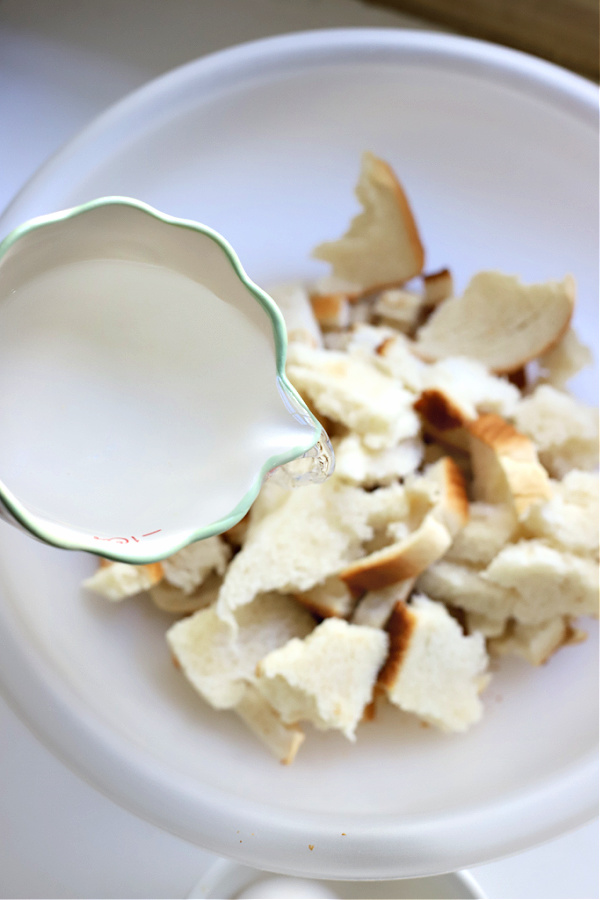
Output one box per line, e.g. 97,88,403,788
414,389,470,451
339,516,453,594
468,413,551,514
376,601,417,690
414,272,575,374
422,267,453,306
312,152,425,290
339,458,468,595
309,292,350,329
433,457,470,532
373,154,425,277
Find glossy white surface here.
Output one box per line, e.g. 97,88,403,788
0,2,597,897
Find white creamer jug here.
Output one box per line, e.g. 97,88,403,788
0,198,333,562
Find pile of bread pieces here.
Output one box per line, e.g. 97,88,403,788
84,152,599,763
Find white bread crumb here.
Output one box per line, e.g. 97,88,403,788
312,152,424,290
372,288,423,332
286,342,420,449
488,616,585,666
294,576,355,619
421,357,520,420
333,323,397,355
537,327,593,389
378,595,489,732
340,514,454,595
351,579,415,628
83,561,163,602
520,470,599,558
468,414,551,516
422,268,453,306
309,292,351,330
161,536,232,594
339,458,468,594
333,433,423,487
512,385,599,477
234,684,305,764
413,388,471,452
150,571,221,615
464,610,507,638
482,539,599,624
417,560,516,621
166,593,315,710
360,482,410,532
216,477,373,620
404,457,470,536
310,274,363,300
256,617,389,740
420,542,599,625
371,332,426,393
445,502,517,567
415,271,574,373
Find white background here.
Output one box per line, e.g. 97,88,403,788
0,2,597,897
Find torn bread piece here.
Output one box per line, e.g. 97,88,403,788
423,268,454,306
414,271,575,373
417,560,516,621
83,561,163,602
445,502,517,567
482,540,599,624
404,456,470,535
256,618,389,740
520,470,599,558
372,288,423,333
340,516,454,596
309,292,351,330
310,274,363,302
414,389,471,452
286,342,420,449
312,152,425,290
536,327,593,389
488,616,586,666
463,610,507,639
339,458,468,595
512,385,599,478
294,576,355,619
150,572,221,615
360,482,410,534
372,331,426,393
413,357,521,454
216,477,373,620
352,578,415,629
421,357,520,420
234,684,305,764
266,281,323,348
378,596,489,732
332,323,397,355
161,536,232,595
167,592,315,710
420,541,599,625
468,414,551,516
333,433,423,487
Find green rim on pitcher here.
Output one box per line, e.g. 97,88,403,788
0,197,326,563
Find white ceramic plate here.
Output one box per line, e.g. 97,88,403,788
0,30,597,880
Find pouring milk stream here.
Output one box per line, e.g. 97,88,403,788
0,198,333,562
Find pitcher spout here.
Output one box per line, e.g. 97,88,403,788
268,377,335,488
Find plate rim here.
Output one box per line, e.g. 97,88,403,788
0,27,597,234
0,27,597,879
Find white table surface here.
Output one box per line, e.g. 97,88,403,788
0,2,597,898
